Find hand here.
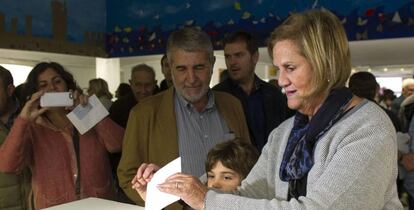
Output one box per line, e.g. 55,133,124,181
402,153,414,171
158,173,208,210
66,90,89,110
131,163,160,201
19,90,49,121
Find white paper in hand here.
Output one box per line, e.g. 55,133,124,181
145,157,181,210
66,95,109,134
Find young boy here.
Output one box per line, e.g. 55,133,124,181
205,139,259,192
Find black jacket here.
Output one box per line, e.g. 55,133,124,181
213,76,293,151
109,92,138,128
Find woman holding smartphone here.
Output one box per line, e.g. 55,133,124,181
0,62,124,209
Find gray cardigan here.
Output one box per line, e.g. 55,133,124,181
205,100,403,209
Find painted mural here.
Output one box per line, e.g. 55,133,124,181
107,0,414,57
0,1,413,58
0,0,107,57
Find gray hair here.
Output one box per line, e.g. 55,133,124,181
130,64,155,80
166,27,214,64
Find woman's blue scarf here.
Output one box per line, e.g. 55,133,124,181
279,87,353,181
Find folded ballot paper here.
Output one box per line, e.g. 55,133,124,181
145,157,182,210
66,95,109,135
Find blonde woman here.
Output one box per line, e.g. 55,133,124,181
133,10,402,210
87,78,113,110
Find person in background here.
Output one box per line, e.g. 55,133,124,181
159,54,173,91
205,139,259,192
398,81,414,210
400,111,414,209
348,71,405,200
348,71,401,132
14,83,27,106
213,31,291,152
0,66,31,210
119,27,250,209
400,100,414,210
109,64,158,128
380,88,396,110
0,62,124,209
392,78,414,115
219,69,229,83
87,78,113,110
115,83,132,99
133,10,402,210
398,89,414,133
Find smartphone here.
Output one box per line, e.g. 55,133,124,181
40,92,74,107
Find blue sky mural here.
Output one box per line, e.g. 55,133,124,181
0,0,106,42
0,0,413,57
107,0,410,31
106,0,414,57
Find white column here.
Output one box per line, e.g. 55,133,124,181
95,57,120,95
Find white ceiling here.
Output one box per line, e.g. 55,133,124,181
349,37,414,67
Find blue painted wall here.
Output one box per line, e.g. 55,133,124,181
106,0,414,57
0,0,106,42
0,0,413,57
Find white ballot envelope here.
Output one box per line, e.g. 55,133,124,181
66,95,109,135
145,157,181,210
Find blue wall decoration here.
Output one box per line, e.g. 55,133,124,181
0,0,106,56
106,0,414,57
0,0,413,57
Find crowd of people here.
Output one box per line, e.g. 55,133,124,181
0,9,409,210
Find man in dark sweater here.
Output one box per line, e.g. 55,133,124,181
213,31,292,152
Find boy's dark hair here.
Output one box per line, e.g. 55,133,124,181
205,139,259,179
348,71,377,101
223,31,258,55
